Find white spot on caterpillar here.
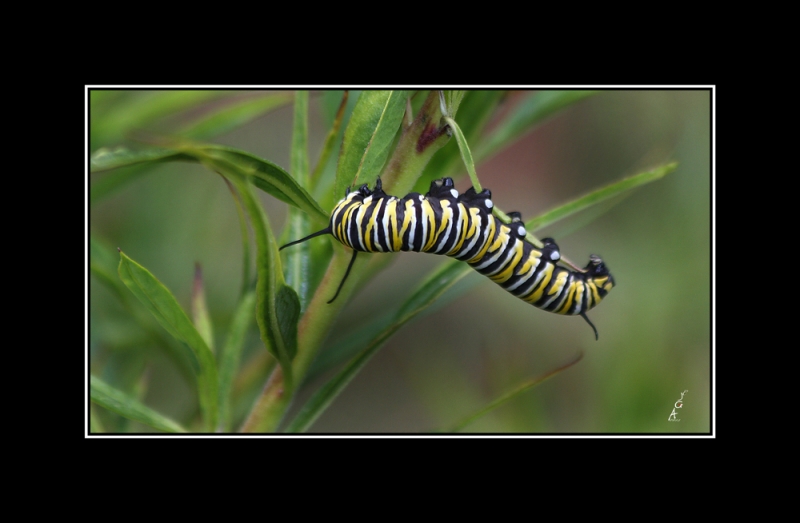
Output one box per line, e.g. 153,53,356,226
517,226,526,236
450,189,458,198
418,195,424,201
550,251,560,261
485,199,493,209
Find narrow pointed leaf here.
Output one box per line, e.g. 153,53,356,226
180,92,293,139
221,177,252,297
443,352,584,433
227,174,299,392
190,144,328,222
334,90,407,199
525,163,678,232
284,91,312,308
91,237,197,382
475,90,597,163
310,91,349,186
91,375,188,433
217,291,256,431
90,235,130,302
443,115,481,192
90,90,225,149
91,141,327,223
90,93,291,201
90,147,191,173
192,263,214,351
117,250,218,431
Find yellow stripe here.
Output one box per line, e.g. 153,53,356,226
490,241,524,283
363,200,383,252
488,229,506,253
548,271,569,296
523,264,554,303
575,281,585,313
421,199,437,252
386,199,400,251
337,203,357,247
594,276,608,287
398,200,415,249
518,250,541,275
466,208,479,239
330,193,356,240
587,280,600,307
330,201,346,242
429,200,451,252
467,216,497,263
446,203,470,255
556,281,578,314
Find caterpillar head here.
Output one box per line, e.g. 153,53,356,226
586,254,615,292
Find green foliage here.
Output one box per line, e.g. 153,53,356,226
89,89,702,434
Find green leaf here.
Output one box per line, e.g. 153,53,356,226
443,115,481,192
284,260,473,433
415,90,505,192
91,235,199,382
228,175,300,392
310,91,349,186
191,263,214,352
217,291,256,432
90,147,191,173
334,90,407,199
190,144,328,223
475,90,597,163
117,250,218,431
90,235,130,302
284,91,313,309
442,352,584,432
179,92,293,139
221,177,253,297
90,93,292,203
91,375,188,433
93,139,329,223
376,90,453,197
90,90,225,149
290,91,310,187
525,163,678,232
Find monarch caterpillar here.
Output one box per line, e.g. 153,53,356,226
281,177,615,339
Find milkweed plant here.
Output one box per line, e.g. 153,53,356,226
88,89,676,433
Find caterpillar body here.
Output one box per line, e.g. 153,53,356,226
281,177,615,339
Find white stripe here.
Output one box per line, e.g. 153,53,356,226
419,201,427,251
541,272,569,309
408,202,416,250
473,232,509,270
572,282,584,315
381,198,393,252
484,237,519,276
354,201,368,251
371,198,384,252
433,205,454,253
506,257,541,291
455,213,484,259
517,264,550,297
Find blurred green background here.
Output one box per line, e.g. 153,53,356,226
89,89,711,433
